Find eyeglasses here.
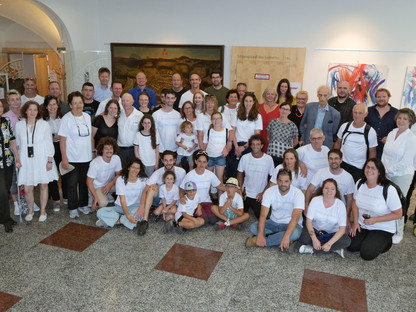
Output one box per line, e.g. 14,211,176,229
212,117,222,121
310,137,324,141
73,115,90,137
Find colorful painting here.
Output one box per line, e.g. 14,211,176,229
401,66,416,110
328,63,388,106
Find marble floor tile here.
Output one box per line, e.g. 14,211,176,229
0,291,21,311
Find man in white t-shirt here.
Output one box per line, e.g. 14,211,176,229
87,137,122,210
117,93,143,166
136,150,186,236
237,134,274,219
296,128,330,186
178,73,207,109
152,90,181,152
95,81,123,116
334,103,377,182
246,168,305,250
21,77,44,106
305,149,355,217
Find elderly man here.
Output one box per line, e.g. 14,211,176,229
236,82,247,102
204,70,229,107
21,77,44,106
334,103,378,181
171,73,188,111
48,81,70,114
289,90,308,137
299,85,340,148
178,73,207,109
328,81,356,127
128,71,157,109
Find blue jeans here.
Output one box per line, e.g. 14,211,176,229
97,204,140,230
250,219,302,247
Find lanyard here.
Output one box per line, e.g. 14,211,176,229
26,121,37,146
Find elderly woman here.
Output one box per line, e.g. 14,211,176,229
381,108,416,244
92,99,120,153
267,102,298,166
277,78,296,106
0,100,20,232
259,87,280,152
16,101,58,222
59,91,93,219
289,91,308,139
299,178,350,258
348,158,402,260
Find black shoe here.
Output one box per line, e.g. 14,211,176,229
5,223,13,233
137,220,148,236
154,214,162,223
176,225,185,234
11,220,17,226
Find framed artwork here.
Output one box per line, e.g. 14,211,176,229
401,66,416,111
111,43,224,97
327,63,388,106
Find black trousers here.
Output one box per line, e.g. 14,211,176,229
244,197,262,219
65,162,90,211
48,141,67,201
226,142,251,179
404,170,416,224
118,146,135,167
299,227,351,250
347,228,393,261
0,166,14,224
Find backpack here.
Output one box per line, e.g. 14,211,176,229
341,121,371,159
357,179,406,216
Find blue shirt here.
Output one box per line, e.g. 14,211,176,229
365,104,398,158
93,84,112,102
128,86,157,109
314,103,329,129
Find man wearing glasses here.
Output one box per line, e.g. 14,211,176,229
21,77,44,106
204,70,229,108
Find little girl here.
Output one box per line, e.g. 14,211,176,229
134,115,159,177
176,121,197,170
153,171,179,222
203,112,231,191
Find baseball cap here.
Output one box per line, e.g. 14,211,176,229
185,181,197,191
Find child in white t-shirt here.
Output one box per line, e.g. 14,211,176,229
153,170,179,222
164,181,204,233
176,121,198,170
211,177,249,230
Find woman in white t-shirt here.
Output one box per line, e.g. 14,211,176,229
96,158,147,230
59,91,92,219
134,115,159,177
193,91,204,115
299,178,350,258
221,89,239,126
348,158,402,260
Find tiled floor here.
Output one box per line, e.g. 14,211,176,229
1,204,416,311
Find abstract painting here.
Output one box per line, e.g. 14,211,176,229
401,66,416,111
328,63,388,106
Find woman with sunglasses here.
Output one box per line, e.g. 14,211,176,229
59,91,93,219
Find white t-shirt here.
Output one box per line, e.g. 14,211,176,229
117,108,143,147
354,181,402,233
152,109,181,152
337,122,378,168
232,114,263,142
87,155,122,188
95,97,122,116
180,169,221,203
237,153,274,198
203,128,228,158
270,164,308,191
147,166,186,187
175,193,201,221
195,112,232,136
221,104,239,126
219,192,244,215
133,131,159,166
310,167,355,204
176,133,197,156
178,90,207,108
115,176,147,207
297,144,330,185
58,112,92,162
159,184,180,206
262,185,305,226
21,94,44,106
307,196,347,233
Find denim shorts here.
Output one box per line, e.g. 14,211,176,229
176,154,193,165
208,155,226,168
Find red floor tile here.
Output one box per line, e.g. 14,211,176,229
0,291,22,311
299,269,367,312
155,243,223,281
40,222,109,252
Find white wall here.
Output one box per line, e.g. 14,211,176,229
37,0,416,108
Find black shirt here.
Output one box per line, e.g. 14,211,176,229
92,115,118,146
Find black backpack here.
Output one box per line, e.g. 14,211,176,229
357,179,406,216
341,121,371,159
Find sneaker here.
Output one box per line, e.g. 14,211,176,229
299,245,314,254
137,220,149,236
333,249,345,259
245,236,257,247
96,219,109,228
216,223,226,231
392,233,403,244
39,214,47,222
154,214,162,223
63,199,68,205
230,224,237,229
78,206,92,215
13,202,20,216
25,213,34,222
69,209,79,219
163,221,174,234
53,203,61,212
33,203,40,212
176,225,185,234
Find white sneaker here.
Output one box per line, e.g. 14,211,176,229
96,219,109,228
13,202,20,216
392,233,403,244
39,214,47,222
69,209,79,219
63,199,68,205
34,203,40,212
25,213,34,222
333,249,345,258
299,245,314,254
78,206,92,215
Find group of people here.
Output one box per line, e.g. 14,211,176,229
0,68,414,262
